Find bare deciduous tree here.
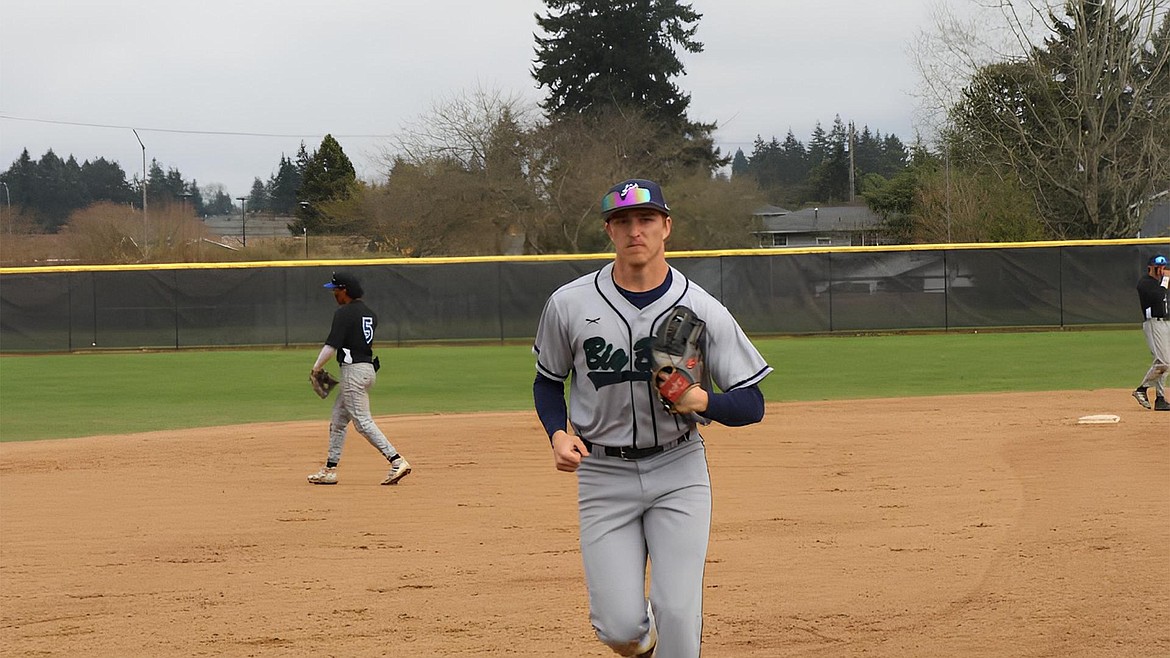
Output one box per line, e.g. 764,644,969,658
919,0,1170,239
369,87,542,255
663,174,763,251
62,202,211,264
368,86,767,255
913,167,1047,242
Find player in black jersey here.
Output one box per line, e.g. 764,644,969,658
1133,254,1169,411
308,271,413,484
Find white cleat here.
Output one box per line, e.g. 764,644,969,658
381,458,412,485
307,466,338,485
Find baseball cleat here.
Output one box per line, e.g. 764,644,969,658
1132,389,1152,409
381,458,412,485
1155,397,1170,411
307,466,338,485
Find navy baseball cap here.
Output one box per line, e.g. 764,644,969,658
324,271,363,296
600,179,670,220
1150,254,1168,267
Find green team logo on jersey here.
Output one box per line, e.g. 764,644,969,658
584,336,654,389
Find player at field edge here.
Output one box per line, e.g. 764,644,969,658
307,270,413,485
531,179,773,657
1132,253,1170,411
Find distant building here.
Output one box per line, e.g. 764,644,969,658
1139,199,1169,238
753,204,885,248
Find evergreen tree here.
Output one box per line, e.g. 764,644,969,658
746,135,782,188
294,142,311,177
268,154,301,215
730,148,749,177
79,157,134,205
879,134,908,176
188,180,206,216
778,130,808,185
247,177,269,215
807,122,828,166
201,184,234,215
146,159,167,205
807,116,851,202
164,168,187,201
535,0,701,125
292,134,358,234
29,151,87,231
533,0,726,174
853,126,882,179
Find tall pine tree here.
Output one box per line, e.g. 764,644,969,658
291,135,357,234
533,0,726,174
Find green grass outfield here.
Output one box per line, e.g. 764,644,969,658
0,329,1149,442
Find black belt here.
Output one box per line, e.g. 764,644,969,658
582,432,690,461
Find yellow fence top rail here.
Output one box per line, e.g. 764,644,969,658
1,237,1166,276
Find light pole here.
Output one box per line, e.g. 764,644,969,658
945,144,951,243
133,129,147,252
236,197,247,247
299,201,310,258
0,181,8,232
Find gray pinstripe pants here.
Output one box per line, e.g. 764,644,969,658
326,363,397,464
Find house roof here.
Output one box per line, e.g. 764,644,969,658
757,204,882,234
752,204,791,217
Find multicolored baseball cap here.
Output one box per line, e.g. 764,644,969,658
600,179,670,219
1150,254,1168,267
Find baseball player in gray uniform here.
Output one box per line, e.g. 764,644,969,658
533,179,772,657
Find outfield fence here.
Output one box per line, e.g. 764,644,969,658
0,240,1166,353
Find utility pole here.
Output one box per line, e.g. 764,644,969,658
945,144,952,243
848,121,856,203
236,197,247,247
133,129,148,253
0,181,8,234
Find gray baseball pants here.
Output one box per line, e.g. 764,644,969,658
327,362,397,464
1139,318,1170,397
577,437,711,658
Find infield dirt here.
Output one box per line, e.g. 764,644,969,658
1,389,1167,657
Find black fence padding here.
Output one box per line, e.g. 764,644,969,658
946,247,1062,328
1060,244,1148,325
1,242,1166,352
828,250,948,331
0,273,72,351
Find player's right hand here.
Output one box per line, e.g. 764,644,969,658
551,431,590,473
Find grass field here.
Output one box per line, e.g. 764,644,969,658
0,328,1148,442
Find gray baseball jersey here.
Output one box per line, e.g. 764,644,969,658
534,263,772,447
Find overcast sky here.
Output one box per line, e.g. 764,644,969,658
1,0,942,200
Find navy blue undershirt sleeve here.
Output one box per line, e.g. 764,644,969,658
703,384,765,426
533,373,569,441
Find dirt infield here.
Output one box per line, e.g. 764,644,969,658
1,390,1167,657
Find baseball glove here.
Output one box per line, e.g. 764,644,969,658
651,305,705,412
310,369,339,399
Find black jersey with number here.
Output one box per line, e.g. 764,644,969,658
1137,275,1169,320
325,299,378,366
